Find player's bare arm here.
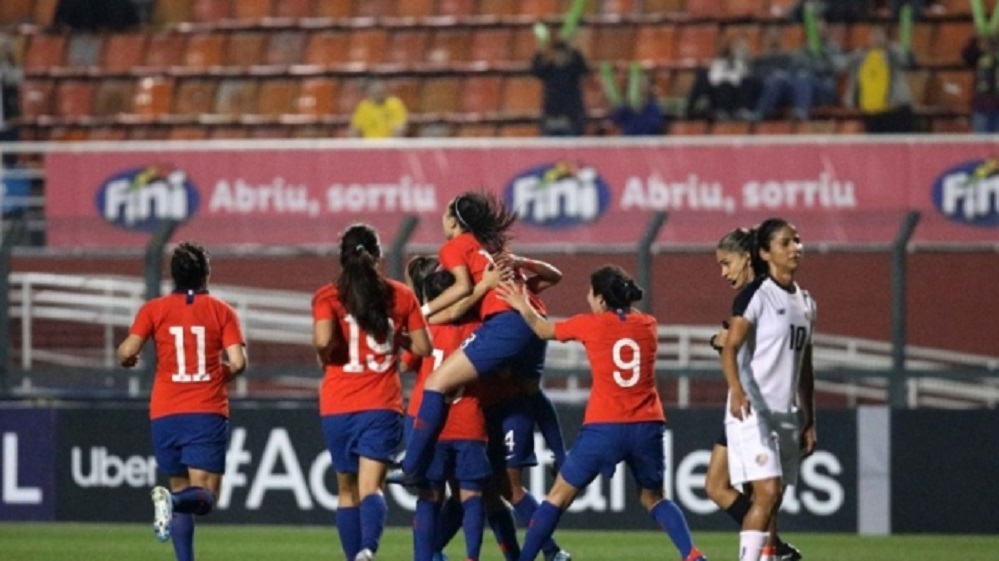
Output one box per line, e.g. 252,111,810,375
116,334,145,368
495,281,556,340
722,316,752,420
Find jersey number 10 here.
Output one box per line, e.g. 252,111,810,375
789,324,808,351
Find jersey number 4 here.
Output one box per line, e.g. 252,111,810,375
169,325,209,383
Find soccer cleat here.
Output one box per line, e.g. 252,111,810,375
150,486,173,543
545,549,572,561
775,540,802,561
385,467,427,488
354,548,375,561
684,547,707,561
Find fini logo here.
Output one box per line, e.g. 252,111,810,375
932,158,999,227
95,166,200,231
504,162,611,228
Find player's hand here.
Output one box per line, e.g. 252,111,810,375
495,280,529,312
800,423,817,459
729,388,750,420
481,262,508,289
120,355,138,368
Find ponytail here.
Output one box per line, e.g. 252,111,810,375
337,224,393,340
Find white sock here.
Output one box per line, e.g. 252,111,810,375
739,530,768,561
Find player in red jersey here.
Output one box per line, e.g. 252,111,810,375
312,223,432,561
116,242,247,561
497,265,706,561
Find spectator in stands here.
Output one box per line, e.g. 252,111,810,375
752,21,846,121
0,34,22,159
790,0,868,22
53,0,140,31
611,73,667,135
963,33,999,134
348,79,409,139
843,26,915,133
743,28,796,118
531,37,589,136
686,36,753,121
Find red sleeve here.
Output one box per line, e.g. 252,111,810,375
399,287,427,334
438,236,470,272
553,314,592,343
311,286,336,322
220,302,245,348
130,301,155,339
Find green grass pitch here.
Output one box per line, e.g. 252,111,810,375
2,523,998,561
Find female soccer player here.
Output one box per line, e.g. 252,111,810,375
312,223,431,561
497,265,706,561
708,227,801,561
117,242,247,561
720,218,817,561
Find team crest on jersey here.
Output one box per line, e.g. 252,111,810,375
931,158,999,227
504,161,611,228
96,165,200,232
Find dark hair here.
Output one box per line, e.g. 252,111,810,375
423,269,456,302
450,191,517,253
337,223,393,340
718,226,767,277
754,217,793,274
590,265,644,310
406,255,440,305
171,242,210,292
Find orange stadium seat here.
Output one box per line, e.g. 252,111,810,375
337,78,367,114
169,125,208,139
92,80,134,117
143,33,186,71
676,24,718,66
461,76,504,114
519,0,561,18
302,32,351,67
455,123,498,137
437,0,476,17
592,25,636,62
927,71,973,111
273,0,311,19
498,123,539,137
722,0,765,19
48,126,88,141
643,0,684,13
597,0,639,16
183,33,226,70
347,29,388,67
427,30,472,65
226,32,268,67
295,78,337,116
778,24,805,51
470,29,513,63
101,34,148,74
478,0,519,17
797,120,837,134
711,121,751,134
905,70,931,107
386,29,431,67
54,80,94,119
931,115,971,133
510,27,541,61
215,80,259,116
837,119,865,134
173,79,218,115
192,0,231,24
151,0,193,24
754,120,795,135
256,80,298,117
0,0,34,25
685,0,722,18
231,0,273,22
33,0,58,26
934,0,972,16
931,22,975,67
23,34,67,75
501,76,542,116
394,0,435,18
88,126,129,141
313,0,354,18
419,78,463,114
908,22,933,62
766,0,797,18
19,80,55,118
388,78,422,112
666,67,697,98
65,34,103,71
132,77,175,119
354,0,393,19
668,120,708,134
723,24,762,55
847,22,875,52
634,24,676,65
264,31,306,67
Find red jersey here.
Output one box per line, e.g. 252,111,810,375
438,232,512,320
312,279,426,416
554,310,665,425
130,291,245,420
409,320,486,441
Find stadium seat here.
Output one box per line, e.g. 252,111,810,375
295,78,338,117
668,120,708,135
666,67,697,98
256,80,297,117
519,0,561,18
92,80,134,117
128,126,169,140
847,22,875,52
930,115,971,133
461,76,504,115
500,76,542,116
592,24,636,63
597,0,639,16
101,34,148,75
313,0,354,18
273,0,311,20
183,33,226,70
132,77,174,119
643,0,684,14
168,125,208,139
385,29,431,68
336,78,367,114
498,123,539,136
470,29,512,63
437,0,476,17
722,0,764,19
754,120,795,135
685,0,722,18
908,22,934,62
231,0,273,23
151,0,194,25
510,27,542,62
904,69,931,107
723,24,762,55
23,33,67,75
927,70,973,111
19,80,55,118
634,24,676,65
88,126,128,141
0,0,34,25
427,29,472,66
765,0,796,18
478,0,519,17
394,0,435,18
934,0,972,16
797,120,837,134
143,33,187,72
930,22,975,67
215,79,259,116
54,80,94,119
354,0,393,19
264,31,306,67
48,126,88,141
388,78,422,114
711,120,752,134
346,29,388,67
65,34,103,71
419,78,463,114
192,0,231,24
226,32,268,68
837,118,865,134
778,24,805,51
302,32,351,68
173,79,218,115
676,24,719,66
455,123,499,137
33,0,58,26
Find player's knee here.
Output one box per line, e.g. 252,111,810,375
195,489,216,515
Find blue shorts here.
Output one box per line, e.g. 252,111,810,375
463,311,542,378
322,410,402,474
151,413,229,476
485,400,537,470
560,422,666,491
426,440,492,491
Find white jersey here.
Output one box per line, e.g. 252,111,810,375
725,275,816,421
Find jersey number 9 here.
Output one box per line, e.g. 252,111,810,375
612,338,641,388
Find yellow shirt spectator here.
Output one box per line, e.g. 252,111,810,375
350,96,408,138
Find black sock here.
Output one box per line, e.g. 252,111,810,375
724,492,752,525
